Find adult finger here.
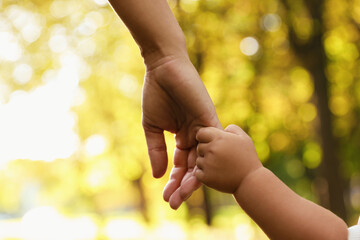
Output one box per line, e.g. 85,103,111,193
163,148,188,202
169,149,201,208
187,147,197,168
169,174,202,209
169,188,183,210
144,128,168,178
177,147,200,201
196,127,218,143
179,174,202,201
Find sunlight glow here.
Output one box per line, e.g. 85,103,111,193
85,134,107,157
13,63,33,85
49,34,68,53
0,31,22,62
262,14,281,32
76,12,103,36
235,224,254,240
0,90,78,163
93,0,108,6
21,207,97,240
21,206,64,240
154,222,187,240
5,5,43,44
240,37,259,56
0,82,11,104
50,1,80,19
0,58,83,163
0,220,22,239
118,74,138,97
77,38,96,57
105,219,145,239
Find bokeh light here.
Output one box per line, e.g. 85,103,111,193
0,0,358,239
262,13,282,32
240,37,259,56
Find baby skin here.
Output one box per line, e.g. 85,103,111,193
195,125,348,240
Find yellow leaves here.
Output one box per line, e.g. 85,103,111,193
330,95,351,116
84,134,108,157
285,158,305,179
231,101,253,123
352,0,360,24
324,26,359,61
327,64,354,90
298,103,317,122
324,35,344,58
289,67,313,104
1,0,360,233
302,142,322,169
179,0,199,14
342,43,359,62
269,132,290,152
293,16,313,41
122,158,143,182
254,141,270,163
260,90,290,119
50,1,80,19
118,74,139,98
249,122,268,142
230,61,255,86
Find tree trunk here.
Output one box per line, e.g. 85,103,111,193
283,0,347,220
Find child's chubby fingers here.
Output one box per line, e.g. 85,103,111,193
224,124,246,136
196,127,220,143
196,143,207,157
194,167,206,183
195,156,205,170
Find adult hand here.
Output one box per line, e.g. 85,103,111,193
142,55,222,209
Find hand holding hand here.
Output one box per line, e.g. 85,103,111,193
195,124,262,193
142,56,222,209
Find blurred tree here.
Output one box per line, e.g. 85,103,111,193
0,2,359,238
281,0,347,220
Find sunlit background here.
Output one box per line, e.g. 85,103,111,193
0,0,360,239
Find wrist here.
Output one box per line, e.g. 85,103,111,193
234,166,267,195
144,53,190,74
142,35,189,69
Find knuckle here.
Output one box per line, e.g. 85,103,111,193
148,145,167,152
196,128,205,138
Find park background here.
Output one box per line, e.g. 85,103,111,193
0,0,360,239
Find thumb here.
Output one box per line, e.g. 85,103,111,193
224,124,245,135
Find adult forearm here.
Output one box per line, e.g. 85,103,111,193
108,0,188,65
234,167,347,240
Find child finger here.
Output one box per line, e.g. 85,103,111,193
225,124,246,136
196,156,205,170
194,167,206,183
196,127,218,143
197,143,207,157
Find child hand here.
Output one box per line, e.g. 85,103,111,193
195,124,262,194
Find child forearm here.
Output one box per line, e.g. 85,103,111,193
108,0,188,65
234,167,348,240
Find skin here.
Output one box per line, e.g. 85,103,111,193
108,0,222,209
106,4,349,237
196,125,348,240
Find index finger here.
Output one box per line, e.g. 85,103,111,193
196,127,219,143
